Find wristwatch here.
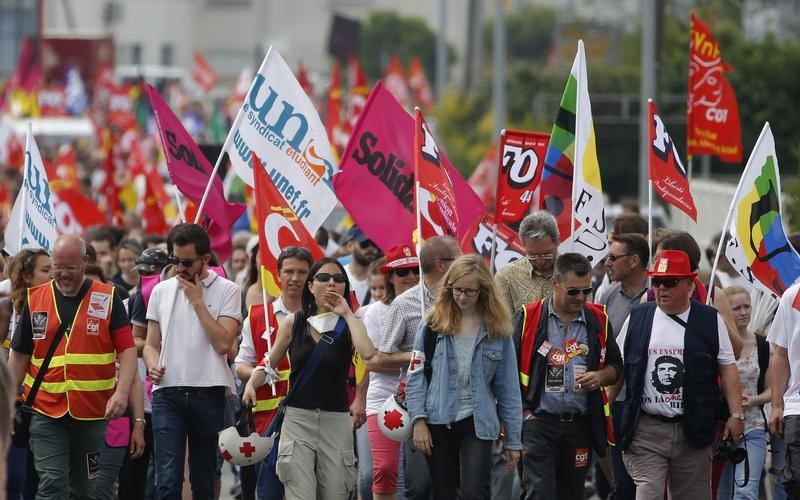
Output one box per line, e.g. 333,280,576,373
730,412,745,421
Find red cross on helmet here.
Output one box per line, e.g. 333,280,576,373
218,426,275,466
378,395,413,442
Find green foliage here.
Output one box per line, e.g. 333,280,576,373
483,5,557,63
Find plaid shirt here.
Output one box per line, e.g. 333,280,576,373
494,257,554,314
379,282,434,355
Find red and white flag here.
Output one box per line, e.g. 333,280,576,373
192,52,219,94
383,55,410,108
408,57,434,108
496,130,549,225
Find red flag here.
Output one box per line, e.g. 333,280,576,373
45,146,106,232
649,100,697,221
414,108,459,240
252,152,324,297
383,55,410,108
147,84,246,262
495,130,549,225
37,86,67,117
326,60,343,154
408,57,434,108
100,146,123,225
460,214,526,274
192,52,219,94
297,62,314,96
138,174,169,235
687,12,742,163
340,57,369,151
468,144,497,208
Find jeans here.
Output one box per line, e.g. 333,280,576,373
94,444,128,500
402,441,431,499
5,444,29,500
426,416,493,500
118,413,154,500
717,428,767,500
610,402,635,500
772,435,788,500
151,387,225,500
356,423,374,500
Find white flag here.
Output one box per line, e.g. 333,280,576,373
224,47,337,233
4,129,58,255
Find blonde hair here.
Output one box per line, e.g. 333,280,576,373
724,285,750,300
427,255,511,339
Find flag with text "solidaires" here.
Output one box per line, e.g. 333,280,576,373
4,130,57,255
224,47,337,236
496,130,549,226
147,84,245,263
724,122,800,299
648,100,697,221
252,152,324,297
541,40,607,265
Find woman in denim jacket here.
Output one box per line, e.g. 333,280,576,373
405,255,523,499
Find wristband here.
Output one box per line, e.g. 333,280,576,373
134,417,146,426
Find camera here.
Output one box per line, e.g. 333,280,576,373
714,438,747,464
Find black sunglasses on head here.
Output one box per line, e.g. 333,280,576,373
314,273,348,284
393,267,420,277
651,277,683,288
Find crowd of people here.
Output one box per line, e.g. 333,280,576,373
2,209,800,500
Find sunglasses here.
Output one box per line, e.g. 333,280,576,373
565,287,593,297
606,253,634,262
651,277,683,288
313,273,348,284
168,255,203,267
528,253,555,262
393,267,420,277
358,240,377,249
450,287,480,297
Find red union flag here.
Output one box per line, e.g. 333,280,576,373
192,52,218,94
414,108,459,240
649,100,697,221
687,12,742,163
460,214,525,274
252,152,324,297
496,130,549,225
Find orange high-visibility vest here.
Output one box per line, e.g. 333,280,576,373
23,280,117,420
248,303,291,435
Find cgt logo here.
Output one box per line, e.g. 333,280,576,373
86,318,100,336
575,448,590,468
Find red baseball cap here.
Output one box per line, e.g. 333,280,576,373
646,250,697,278
380,245,419,273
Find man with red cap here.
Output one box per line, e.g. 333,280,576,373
612,249,744,499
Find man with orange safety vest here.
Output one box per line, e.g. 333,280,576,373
8,234,136,499
513,253,622,500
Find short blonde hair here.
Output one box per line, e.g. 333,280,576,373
427,255,511,339
724,285,750,300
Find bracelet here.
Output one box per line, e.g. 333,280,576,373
134,417,146,425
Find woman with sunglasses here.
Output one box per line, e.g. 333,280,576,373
405,254,522,499
361,245,420,500
244,257,377,499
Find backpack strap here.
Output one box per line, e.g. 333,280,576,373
756,334,770,394
423,324,437,384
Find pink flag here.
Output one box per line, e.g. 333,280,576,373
334,81,485,251
146,84,245,262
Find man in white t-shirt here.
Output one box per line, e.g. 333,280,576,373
143,224,242,499
613,249,743,499
768,281,800,497
343,226,383,306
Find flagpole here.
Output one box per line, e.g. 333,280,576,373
707,123,770,305
413,107,426,319
258,267,277,394
570,41,584,253
490,129,506,276
194,47,273,224
685,156,693,231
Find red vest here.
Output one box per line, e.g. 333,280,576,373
24,280,117,420
248,303,291,434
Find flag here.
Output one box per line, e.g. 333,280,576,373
408,57,434,108
192,52,219,94
296,62,314,96
496,130,549,225
0,118,24,169
384,55,410,108
724,122,800,298
252,152,324,297
325,60,344,155
136,171,169,236
100,146,123,224
64,65,88,115
414,108,459,240
460,214,526,274
468,144,497,207
333,82,485,251
4,130,57,255
147,84,246,262
687,12,742,163
340,57,370,151
648,100,697,221
540,40,608,265
3,37,40,117
223,47,337,235
37,86,67,117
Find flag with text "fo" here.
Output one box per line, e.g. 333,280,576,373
724,122,800,299
496,130,549,226
148,84,245,262
414,108,459,241
460,214,526,274
223,47,337,236
4,129,57,255
252,152,324,297
541,40,608,266
648,100,697,221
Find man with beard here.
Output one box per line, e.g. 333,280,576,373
143,224,242,499
652,356,683,394
343,226,383,306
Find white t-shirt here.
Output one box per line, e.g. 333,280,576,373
767,284,800,416
146,270,242,392
346,265,370,306
364,301,400,416
617,304,735,417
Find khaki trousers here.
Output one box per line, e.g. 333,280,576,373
622,414,712,500
276,406,356,500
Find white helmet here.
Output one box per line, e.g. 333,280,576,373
378,395,413,442
218,426,275,466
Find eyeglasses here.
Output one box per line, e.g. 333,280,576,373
651,277,683,288
564,287,593,297
528,253,555,262
168,255,203,268
450,287,480,297
393,268,420,278
53,264,81,272
314,273,348,284
606,253,634,262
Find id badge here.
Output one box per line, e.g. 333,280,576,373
545,364,565,393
